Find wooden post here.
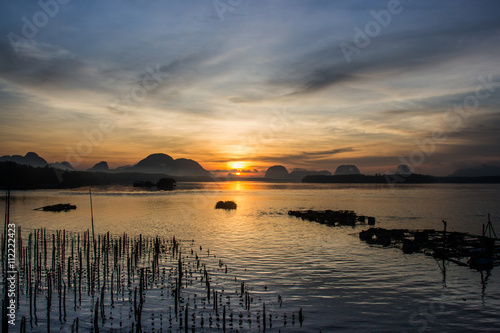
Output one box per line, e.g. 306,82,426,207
442,220,447,251
89,188,95,254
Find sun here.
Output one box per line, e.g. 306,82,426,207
228,161,246,175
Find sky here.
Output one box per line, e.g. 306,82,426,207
0,0,499,176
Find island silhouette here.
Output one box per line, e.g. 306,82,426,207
1,152,500,190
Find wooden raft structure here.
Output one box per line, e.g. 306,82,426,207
359,217,499,270
34,203,77,212
288,209,376,226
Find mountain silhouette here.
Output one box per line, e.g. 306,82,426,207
88,161,109,172
0,152,48,168
0,152,210,178
396,164,412,175
49,162,74,170
265,165,290,179
334,165,361,175
135,153,174,170
124,153,210,177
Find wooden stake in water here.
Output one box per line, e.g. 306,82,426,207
89,188,95,250
223,305,226,332
185,306,188,333
263,302,266,332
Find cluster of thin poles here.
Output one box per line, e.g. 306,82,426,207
2,228,303,332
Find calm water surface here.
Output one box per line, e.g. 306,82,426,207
3,182,500,332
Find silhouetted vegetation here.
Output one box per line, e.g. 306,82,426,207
302,174,500,184
0,162,175,190
2,161,500,190
215,201,237,210
435,176,500,183
157,177,176,191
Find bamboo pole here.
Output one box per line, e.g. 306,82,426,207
89,188,96,264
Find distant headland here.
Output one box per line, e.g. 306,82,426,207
0,152,213,190
263,164,500,184
1,153,500,190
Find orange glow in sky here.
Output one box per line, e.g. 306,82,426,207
228,161,247,175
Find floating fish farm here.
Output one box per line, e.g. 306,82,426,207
288,210,375,227
359,220,500,270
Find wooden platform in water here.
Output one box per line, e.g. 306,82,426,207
359,227,500,270
288,209,376,226
34,203,77,212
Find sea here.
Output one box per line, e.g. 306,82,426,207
2,182,500,332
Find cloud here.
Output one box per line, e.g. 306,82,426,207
242,147,355,165
256,1,500,98
0,40,83,87
302,148,355,158
1,1,500,175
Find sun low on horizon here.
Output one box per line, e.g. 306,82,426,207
228,161,246,176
